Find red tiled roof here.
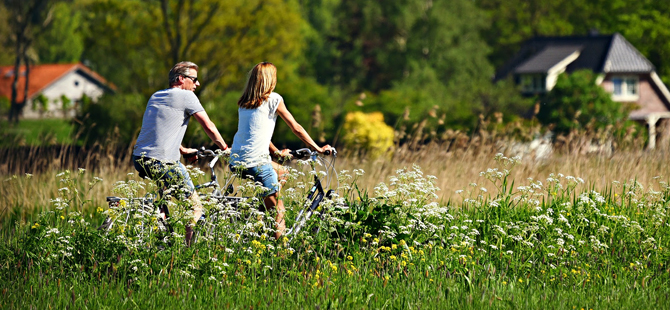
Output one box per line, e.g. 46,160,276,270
0,63,115,103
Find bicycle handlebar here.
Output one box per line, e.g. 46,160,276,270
197,146,217,158
290,147,337,159
190,146,337,161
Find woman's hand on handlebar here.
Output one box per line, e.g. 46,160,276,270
275,148,292,158
273,148,293,164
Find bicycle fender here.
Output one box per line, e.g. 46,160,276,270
309,192,324,211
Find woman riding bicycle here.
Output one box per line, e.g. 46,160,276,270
229,62,332,240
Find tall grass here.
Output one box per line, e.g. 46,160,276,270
4,140,670,224
2,151,670,309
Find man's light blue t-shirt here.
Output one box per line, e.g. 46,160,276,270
133,88,204,162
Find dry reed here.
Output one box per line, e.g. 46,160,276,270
2,114,667,221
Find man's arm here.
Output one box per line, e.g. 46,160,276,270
180,145,197,154
193,111,228,150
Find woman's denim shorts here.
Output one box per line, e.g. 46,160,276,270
230,163,279,196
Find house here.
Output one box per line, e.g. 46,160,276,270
0,63,115,119
495,33,670,149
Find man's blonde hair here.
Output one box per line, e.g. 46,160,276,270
238,62,277,109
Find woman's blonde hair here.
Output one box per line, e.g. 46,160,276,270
238,62,277,109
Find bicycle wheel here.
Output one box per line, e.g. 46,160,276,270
193,196,244,244
99,197,170,248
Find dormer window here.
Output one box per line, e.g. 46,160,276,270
611,76,639,101
520,74,546,93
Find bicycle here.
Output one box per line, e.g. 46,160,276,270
100,147,341,246
98,149,230,246
195,147,341,243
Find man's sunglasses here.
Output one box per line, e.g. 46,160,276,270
182,74,198,83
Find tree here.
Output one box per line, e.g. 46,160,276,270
0,5,16,65
33,2,84,63
476,0,590,70
4,0,61,123
536,70,626,135
297,0,502,133
300,0,492,91
78,0,305,96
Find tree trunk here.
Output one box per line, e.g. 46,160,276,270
21,54,30,121
9,31,23,123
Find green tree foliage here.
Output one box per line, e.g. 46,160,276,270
298,0,519,133
33,2,84,64
32,93,48,117
476,0,586,69
0,5,15,65
76,93,147,145
602,0,670,84
302,0,493,93
536,70,626,135
22,0,670,147
78,0,305,96
70,0,324,147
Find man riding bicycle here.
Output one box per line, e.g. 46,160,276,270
132,61,228,246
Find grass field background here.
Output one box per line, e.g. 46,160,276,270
0,119,74,147
2,146,670,308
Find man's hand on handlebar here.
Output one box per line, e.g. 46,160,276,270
181,147,199,164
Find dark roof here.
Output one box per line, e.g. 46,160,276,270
496,33,655,80
515,45,582,74
603,34,655,72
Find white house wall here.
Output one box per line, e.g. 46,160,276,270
23,70,106,119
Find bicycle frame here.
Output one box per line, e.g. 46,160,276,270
285,148,337,237
102,147,339,245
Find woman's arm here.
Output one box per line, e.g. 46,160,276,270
193,111,228,150
276,100,331,153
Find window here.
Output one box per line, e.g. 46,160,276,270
74,80,80,87
520,74,546,93
611,76,639,100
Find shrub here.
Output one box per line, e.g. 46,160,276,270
75,93,146,145
536,70,627,135
342,111,394,157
